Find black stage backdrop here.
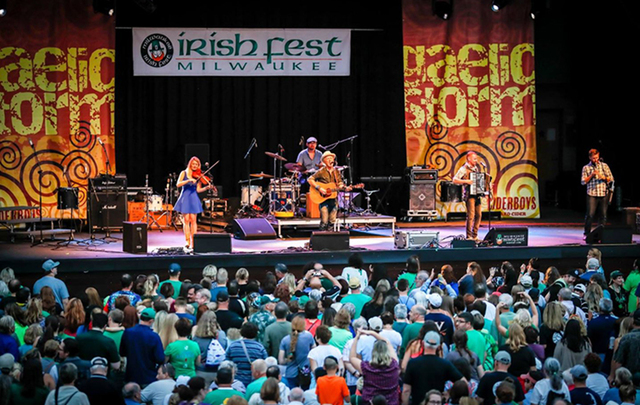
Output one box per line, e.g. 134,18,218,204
115,0,406,214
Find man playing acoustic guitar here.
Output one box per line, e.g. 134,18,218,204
308,151,349,231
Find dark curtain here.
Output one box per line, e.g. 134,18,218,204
115,0,407,214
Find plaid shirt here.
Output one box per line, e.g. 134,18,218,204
581,161,613,197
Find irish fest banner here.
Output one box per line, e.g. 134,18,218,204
0,0,115,220
132,28,351,76
403,0,539,218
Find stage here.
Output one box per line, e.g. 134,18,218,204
2,213,639,280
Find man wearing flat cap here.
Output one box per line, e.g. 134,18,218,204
308,151,346,231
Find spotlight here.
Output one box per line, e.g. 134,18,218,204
530,0,543,19
0,0,6,17
93,0,115,16
433,0,453,20
491,0,509,12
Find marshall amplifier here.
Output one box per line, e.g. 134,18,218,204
89,174,128,191
89,191,128,229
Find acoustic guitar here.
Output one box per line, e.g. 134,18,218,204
308,182,364,205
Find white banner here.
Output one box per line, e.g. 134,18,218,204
133,28,351,76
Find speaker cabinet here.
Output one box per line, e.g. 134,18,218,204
409,183,436,211
89,191,127,229
123,222,147,253
586,225,633,244
194,233,232,253
232,218,277,240
484,227,529,246
310,231,350,251
451,239,477,248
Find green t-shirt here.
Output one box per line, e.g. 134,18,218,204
103,329,125,352
400,321,424,357
466,329,486,364
340,293,371,319
624,271,640,312
165,339,201,377
397,273,418,291
329,327,353,352
245,376,267,400
14,322,27,346
158,279,182,299
10,383,49,405
204,388,245,405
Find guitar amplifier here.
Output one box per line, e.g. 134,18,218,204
394,230,439,249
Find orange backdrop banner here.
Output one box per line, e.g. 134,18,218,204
0,1,115,219
403,0,539,218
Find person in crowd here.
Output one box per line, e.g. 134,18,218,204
123,382,142,405
159,263,183,300
400,305,426,356
211,268,229,302
379,312,403,354
608,270,629,318
279,315,315,389
583,353,609,399
245,359,268,400
316,356,350,405
248,296,278,345
141,364,177,405
397,256,420,292
553,319,592,371
458,262,486,297
529,358,571,405
569,364,603,405
0,315,19,361
216,290,245,332
603,366,632,404
499,323,536,377
204,366,244,405
587,298,616,366
361,284,389,321
78,357,126,405
76,312,120,371
165,318,201,377
342,254,370,291
107,274,142,311
8,357,50,405
476,351,525,405
624,259,640,313
44,363,90,405
339,277,371,320
228,280,248,319
328,308,353,353
447,329,484,381
33,259,70,309
308,324,343,373
120,307,165,386
402,331,463,405
225,322,268,387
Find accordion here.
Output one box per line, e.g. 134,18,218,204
470,172,487,195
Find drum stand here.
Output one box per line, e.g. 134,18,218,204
361,189,380,216
141,174,163,232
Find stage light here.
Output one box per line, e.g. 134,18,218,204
0,0,7,17
93,0,115,16
491,0,509,12
433,0,453,20
530,0,543,19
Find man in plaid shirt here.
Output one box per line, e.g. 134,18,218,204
581,149,614,238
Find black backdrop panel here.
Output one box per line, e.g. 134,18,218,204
114,0,406,215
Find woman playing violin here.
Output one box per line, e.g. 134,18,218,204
174,156,216,251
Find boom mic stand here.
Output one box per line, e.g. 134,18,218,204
239,138,258,216
96,137,115,240
27,138,45,246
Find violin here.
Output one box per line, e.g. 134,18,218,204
192,168,215,190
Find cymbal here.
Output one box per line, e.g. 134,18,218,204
284,163,304,172
265,151,287,162
250,172,274,178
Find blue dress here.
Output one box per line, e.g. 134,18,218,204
174,177,203,214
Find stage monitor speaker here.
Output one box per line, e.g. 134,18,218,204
409,183,436,211
194,233,232,253
123,222,147,253
451,239,476,248
89,191,127,229
185,144,210,167
311,231,350,251
484,227,528,246
586,225,633,244
232,218,277,240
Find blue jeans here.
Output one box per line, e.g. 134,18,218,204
319,199,338,231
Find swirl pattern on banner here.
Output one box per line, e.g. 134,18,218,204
495,131,526,161
0,140,22,171
70,121,97,150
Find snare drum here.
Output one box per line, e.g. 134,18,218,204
148,194,163,211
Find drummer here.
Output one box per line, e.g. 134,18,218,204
296,137,323,193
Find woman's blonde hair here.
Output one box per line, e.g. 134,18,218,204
235,268,249,282
514,308,533,329
194,310,220,339
143,275,159,297
370,339,392,368
585,283,604,314
158,313,179,349
25,298,43,325
507,323,527,352
85,287,102,307
543,302,566,331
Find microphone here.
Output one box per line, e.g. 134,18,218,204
480,162,486,167
205,162,209,167
278,144,285,152
97,137,103,146
28,138,34,147
299,136,304,147
253,138,258,148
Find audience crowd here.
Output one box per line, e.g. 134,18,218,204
1,252,640,405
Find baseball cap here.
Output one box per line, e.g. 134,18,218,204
216,290,230,302
610,270,624,281
495,351,512,365
586,258,600,270
275,263,288,273
427,293,443,308
169,263,181,274
574,284,587,294
91,357,108,368
306,137,318,144
567,269,581,279
348,277,361,289
42,259,60,272
0,353,14,372
140,307,156,320
423,331,441,348
570,364,588,380
368,317,383,332
520,274,533,288
298,295,310,306
252,295,279,309
176,375,190,387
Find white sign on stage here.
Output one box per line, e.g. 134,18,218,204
133,28,351,77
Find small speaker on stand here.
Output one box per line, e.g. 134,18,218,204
123,222,147,254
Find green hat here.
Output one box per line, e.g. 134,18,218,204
140,307,156,320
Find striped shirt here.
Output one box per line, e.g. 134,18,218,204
225,339,267,387
581,161,613,197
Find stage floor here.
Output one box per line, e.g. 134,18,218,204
2,217,639,274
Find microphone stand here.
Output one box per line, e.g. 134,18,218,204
97,137,115,239
240,139,257,215
28,139,45,246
